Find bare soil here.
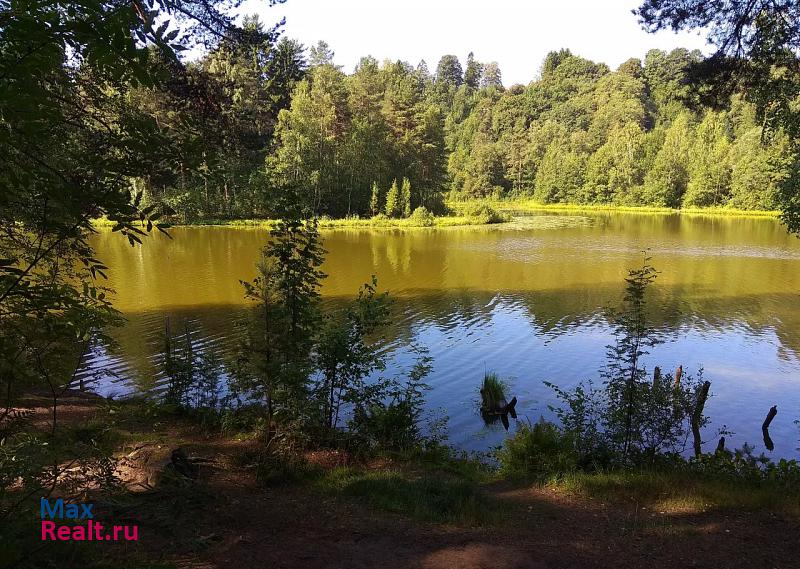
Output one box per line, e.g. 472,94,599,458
22,393,800,569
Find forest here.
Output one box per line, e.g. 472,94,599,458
131,24,797,221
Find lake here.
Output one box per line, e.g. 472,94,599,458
85,212,800,456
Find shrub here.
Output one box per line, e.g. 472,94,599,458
690,444,800,485
496,419,578,480
409,206,435,227
463,203,505,224
348,347,434,452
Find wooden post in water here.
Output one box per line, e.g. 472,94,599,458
674,365,683,389
691,380,711,457
653,366,661,388
716,436,725,454
762,405,777,452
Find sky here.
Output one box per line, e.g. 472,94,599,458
237,0,711,86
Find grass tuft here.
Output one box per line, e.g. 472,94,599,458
554,469,800,516
480,372,507,411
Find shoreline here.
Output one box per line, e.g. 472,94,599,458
93,201,781,231
455,199,781,219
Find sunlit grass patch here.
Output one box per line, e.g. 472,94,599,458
92,212,510,230
448,198,780,219
316,466,496,525
553,470,800,516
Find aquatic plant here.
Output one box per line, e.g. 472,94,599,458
479,372,507,412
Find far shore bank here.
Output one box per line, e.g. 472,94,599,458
456,198,781,219
91,200,782,232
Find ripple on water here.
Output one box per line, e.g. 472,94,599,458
84,216,800,457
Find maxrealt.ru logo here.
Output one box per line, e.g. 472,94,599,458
40,498,138,541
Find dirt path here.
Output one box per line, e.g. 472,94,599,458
25,394,800,569
135,437,797,569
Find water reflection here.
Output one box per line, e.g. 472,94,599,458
87,213,800,456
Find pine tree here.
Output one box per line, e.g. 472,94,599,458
385,179,400,217
481,62,503,89
369,182,380,216
435,55,463,88
464,52,483,90
401,177,412,217
309,40,335,67
238,215,326,441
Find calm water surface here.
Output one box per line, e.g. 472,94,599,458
85,213,800,456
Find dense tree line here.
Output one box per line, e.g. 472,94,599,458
265,49,448,217
137,37,799,219
443,48,795,210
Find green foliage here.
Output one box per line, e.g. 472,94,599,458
348,347,435,451
400,177,412,218
236,216,326,439
0,413,120,565
635,0,800,227
501,259,800,485
436,55,464,89
497,420,578,480
409,206,435,227
233,206,438,453
318,468,492,524
269,59,448,218
384,179,400,217
684,111,732,207
314,276,390,431
479,372,506,411
161,320,222,412
544,257,708,468
74,38,798,222
642,113,692,206
457,203,506,224
690,445,800,486
0,0,269,545
255,448,320,487
369,182,381,216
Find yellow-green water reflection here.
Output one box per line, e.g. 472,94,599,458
87,213,800,454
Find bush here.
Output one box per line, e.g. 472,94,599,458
348,348,435,452
496,419,578,480
689,444,800,485
409,206,435,227
463,203,505,224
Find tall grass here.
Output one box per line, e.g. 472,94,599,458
480,372,507,411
